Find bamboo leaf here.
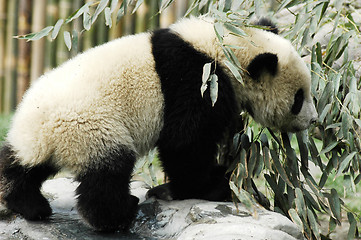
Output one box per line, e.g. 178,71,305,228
224,23,247,37
328,188,341,222
319,141,338,156
92,0,109,24
159,0,174,13
307,209,320,239
210,74,218,107
289,208,304,230
270,149,294,187
295,188,306,220
337,151,356,174
51,19,64,40
202,63,211,84
214,22,224,42
223,60,243,84
132,0,145,14
64,31,72,51
65,2,92,24
347,212,357,240
16,26,54,41
105,7,112,28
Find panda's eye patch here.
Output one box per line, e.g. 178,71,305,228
291,88,304,115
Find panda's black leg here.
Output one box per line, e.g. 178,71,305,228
0,143,58,220
75,146,139,232
155,141,231,201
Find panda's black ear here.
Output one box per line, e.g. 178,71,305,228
247,53,278,80
254,18,279,34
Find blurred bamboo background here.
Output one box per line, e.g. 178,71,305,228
0,0,191,114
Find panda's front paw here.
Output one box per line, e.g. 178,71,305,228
146,183,173,201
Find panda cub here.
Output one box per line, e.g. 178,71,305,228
0,16,317,231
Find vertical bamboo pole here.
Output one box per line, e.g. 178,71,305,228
160,1,175,28
82,0,96,51
44,0,58,71
17,0,32,104
4,0,18,113
146,0,159,31
56,0,71,65
30,0,46,82
95,11,107,45
0,0,6,112
109,1,122,40
72,0,82,54
135,2,148,33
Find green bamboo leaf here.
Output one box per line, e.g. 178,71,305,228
229,181,255,213
262,146,272,171
347,212,357,240
223,60,243,84
117,0,126,23
354,174,361,184
224,23,247,37
295,188,306,219
104,7,112,28
319,141,338,156
307,209,320,239
319,103,332,123
159,0,173,13
92,0,109,24
338,152,357,174
270,150,294,187
202,63,212,84
16,26,54,41
51,19,64,40
289,208,304,230
132,0,145,14
214,22,224,42
71,29,78,52
210,74,218,106
328,188,341,222
83,10,92,30
64,31,72,51
329,217,337,233
341,113,351,139
65,2,92,24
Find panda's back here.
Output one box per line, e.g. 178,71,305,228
7,32,164,170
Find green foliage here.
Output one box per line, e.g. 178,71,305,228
0,114,12,143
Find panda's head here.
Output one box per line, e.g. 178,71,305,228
242,50,317,132
221,20,317,133
237,32,318,132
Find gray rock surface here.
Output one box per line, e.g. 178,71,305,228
0,178,303,240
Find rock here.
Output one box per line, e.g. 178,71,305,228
0,178,304,240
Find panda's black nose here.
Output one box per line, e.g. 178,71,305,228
310,118,317,125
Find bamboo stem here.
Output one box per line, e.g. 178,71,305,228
4,0,18,113
30,0,46,82
0,0,6,112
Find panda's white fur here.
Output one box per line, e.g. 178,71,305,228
0,16,317,231
7,32,164,170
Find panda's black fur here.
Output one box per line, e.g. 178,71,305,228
152,28,238,200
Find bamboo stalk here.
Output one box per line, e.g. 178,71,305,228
0,0,6,112
44,0,58,71
108,1,122,40
30,0,46,82
17,0,33,104
56,0,71,65
4,0,18,113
